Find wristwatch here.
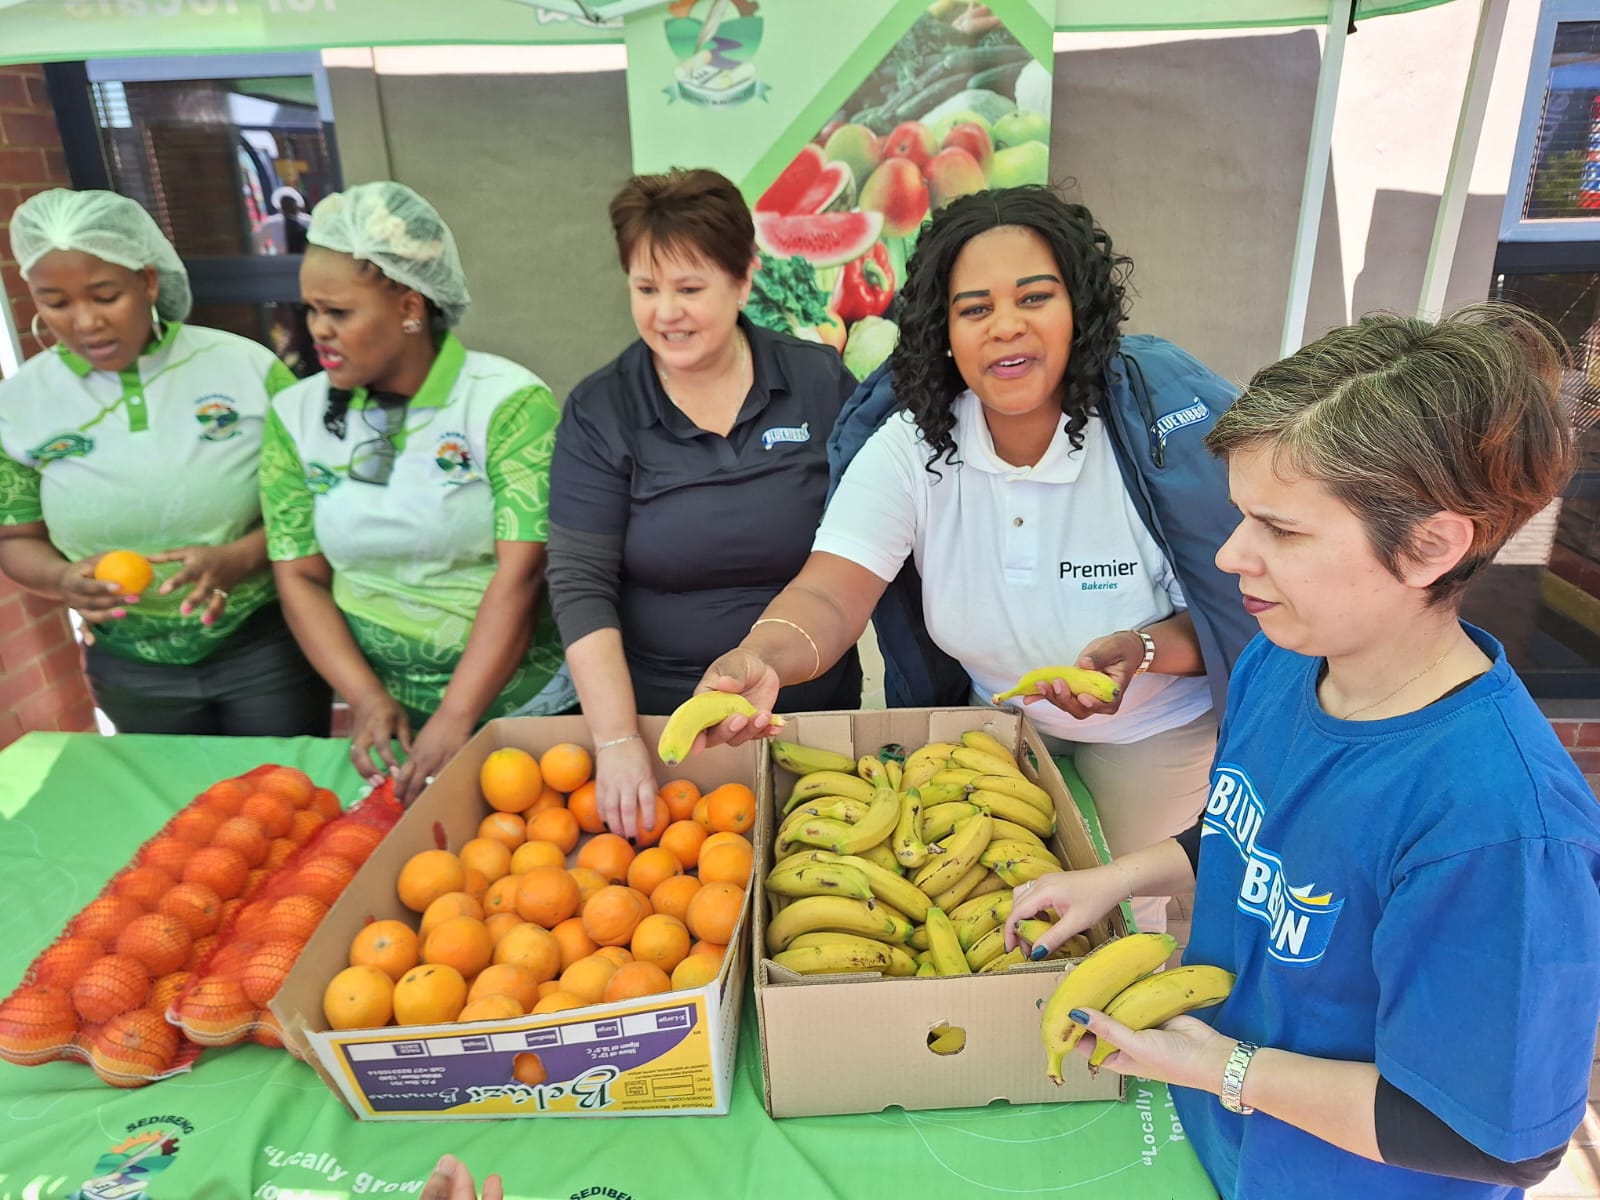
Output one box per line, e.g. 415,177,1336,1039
1129,628,1157,677
1220,1040,1260,1115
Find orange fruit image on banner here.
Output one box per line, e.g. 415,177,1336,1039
92,549,153,595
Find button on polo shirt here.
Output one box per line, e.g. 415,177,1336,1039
815,390,1212,744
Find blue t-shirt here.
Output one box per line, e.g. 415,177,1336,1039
1174,626,1600,1200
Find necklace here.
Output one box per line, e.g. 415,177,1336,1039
1335,644,1456,721
657,330,749,414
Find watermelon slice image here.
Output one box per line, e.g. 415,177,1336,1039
754,210,884,268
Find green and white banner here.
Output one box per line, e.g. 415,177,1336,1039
625,0,1052,378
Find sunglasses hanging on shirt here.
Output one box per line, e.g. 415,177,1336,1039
347,390,410,487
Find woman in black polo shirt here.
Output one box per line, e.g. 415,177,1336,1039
547,167,862,838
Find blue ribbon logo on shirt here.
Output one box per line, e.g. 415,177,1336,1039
1202,764,1344,966
760,421,809,451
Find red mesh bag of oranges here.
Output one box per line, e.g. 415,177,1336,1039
0,764,365,1087
167,779,401,1053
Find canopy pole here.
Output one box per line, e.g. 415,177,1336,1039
1418,0,1510,318
1280,0,1353,359
0,293,20,380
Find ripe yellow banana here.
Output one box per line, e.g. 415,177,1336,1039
960,729,1018,764
1061,933,1092,959
963,926,1008,971
856,842,906,876
909,925,929,951
950,746,1024,780
966,871,1008,900
923,906,970,976
915,960,938,977
784,770,877,812
992,666,1120,706
1088,965,1236,1071
770,740,858,775
914,781,973,807
857,755,890,786
884,758,902,790
920,800,983,842
891,787,929,869
912,813,994,897
763,857,873,901
765,895,916,953
1039,933,1177,1084
980,838,1064,875
929,767,981,790
930,862,991,911
969,773,1054,816
979,946,1027,974
657,692,779,764
927,1024,966,1054
823,851,931,922
780,932,918,977
990,818,1054,853
1015,917,1061,953
782,782,900,856
950,890,1014,949
903,741,960,780
970,791,1057,839
775,796,870,848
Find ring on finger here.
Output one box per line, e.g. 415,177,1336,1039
211,587,229,601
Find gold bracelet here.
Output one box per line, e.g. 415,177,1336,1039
751,617,821,683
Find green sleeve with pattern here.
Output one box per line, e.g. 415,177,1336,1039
263,357,298,398
486,384,560,543
0,444,43,526
260,407,320,560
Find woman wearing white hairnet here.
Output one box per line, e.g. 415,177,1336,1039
0,188,331,735
260,181,571,803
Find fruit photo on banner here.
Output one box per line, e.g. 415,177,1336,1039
624,1,1051,372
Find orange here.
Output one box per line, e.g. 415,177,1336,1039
240,940,300,1006
72,955,150,1024
515,866,581,929
566,782,604,834
630,913,691,974
168,806,224,845
658,779,701,823
626,846,683,897
633,796,672,848
90,1007,181,1081
671,952,722,991
691,939,727,961
0,985,78,1065
457,995,522,1023
593,945,633,968
212,817,271,867
461,866,490,901
310,788,344,822
233,899,272,941
484,912,523,946
698,833,753,887
139,835,191,879
112,865,175,910
468,963,541,1012
264,837,298,870
568,866,609,906
480,748,543,813
477,811,527,851
323,964,395,1030
241,792,295,839
649,874,701,924
420,892,485,939
522,788,566,817
525,808,580,856
72,895,144,944
319,822,385,865
148,970,190,1012
531,990,586,1015
548,918,597,971
393,963,467,1025
658,820,708,871
691,795,712,830
33,936,105,988
200,777,253,815
626,886,655,918
704,783,757,834
256,766,316,809
536,980,564,1000
510,840,565,874
575,833,633,884
686,881,744,945
244,867,271,896
558,954,617,1003
157,883,222,937
286,809,327,846
492,923,562,983
114,914,192,976
458,837,513,884
511,1051,548,1085
258,895,328,944
396,850,466,913
175,975,253,1044
93,549,153,595
539,743,593,793
293,856,357,908
181,846,251,900
602,961,671,1003
580,885,648,948
423,916,494,979
482,873,524,918
348,919,420,982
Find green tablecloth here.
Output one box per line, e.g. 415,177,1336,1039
0,732,1218,1199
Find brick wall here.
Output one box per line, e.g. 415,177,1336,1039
0,64,97,751
1549,720,1600,777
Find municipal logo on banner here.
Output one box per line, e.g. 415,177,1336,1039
662,1,768,106
760,420,809,450
1201,765,1345,966
195,394,242,441
28,431,94,464
70,1114,192,1200
434,433,476,485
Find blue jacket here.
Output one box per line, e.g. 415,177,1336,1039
825,334,1254,715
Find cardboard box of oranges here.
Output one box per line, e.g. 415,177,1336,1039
271,715,765,1121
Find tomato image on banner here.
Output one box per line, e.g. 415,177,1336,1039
70,1117,190,1200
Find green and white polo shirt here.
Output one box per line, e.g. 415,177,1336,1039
0,322,291,665
260,334,565,721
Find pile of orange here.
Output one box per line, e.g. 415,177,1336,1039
322,744,755,1033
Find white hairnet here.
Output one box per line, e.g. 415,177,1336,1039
10,189,192,322
307,182,470,327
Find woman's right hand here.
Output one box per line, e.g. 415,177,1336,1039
596,735,662,842
347,689,413,783
1002,865,1126,958
695,649,782,748
58,558,132,623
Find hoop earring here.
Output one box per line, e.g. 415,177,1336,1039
402,317,423,335
29,312,52,347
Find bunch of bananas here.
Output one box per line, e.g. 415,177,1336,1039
1038,933,1235,1083
762,731,1080,977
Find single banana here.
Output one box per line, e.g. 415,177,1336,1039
965,871,1008,900
857,755,890,786
930,862,991,911
883,759,903,791
990,818,1054,853
980,838,1064,875
1015,917,1062,953
1060,934,1092,959
1038,933,1177,1084
912,813,994,897
856,842,906,876
785,931,919,977
784,770,876,812
930,767,981,790
991,855,1056,887
782,782,900,856
775,796,869,847
909,925,930,951
992,666,1120,706
822,851,932,922
657,692,778,765
1088,965,1236,1070
763,858,873,901
960,729,1018,765
979,946,1027,974
970,790,1057,839
920,800,983,843
903,741,960,781
964,926,1008,971
915,960,938,977
774,939,902,977
765,895,916,953
923,906,970,976
969,773,1054,816
891,788,929,869
913,781,973,807
770,740,858,776
950,746,1025,780
927,1024,967,1054
899,756,943,793
950,890,1014,950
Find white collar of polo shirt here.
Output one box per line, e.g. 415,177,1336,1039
950,389,1090,485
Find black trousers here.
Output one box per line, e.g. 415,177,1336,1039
86,604,332,737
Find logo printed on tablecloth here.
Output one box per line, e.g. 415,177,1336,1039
69,1114,191,1200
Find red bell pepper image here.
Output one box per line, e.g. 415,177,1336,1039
832,242,896,324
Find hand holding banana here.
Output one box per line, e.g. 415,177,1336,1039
1003,863,1131,958
992,630,1155,721
659,674,784,764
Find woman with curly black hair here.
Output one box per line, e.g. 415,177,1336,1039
696,187,1246,933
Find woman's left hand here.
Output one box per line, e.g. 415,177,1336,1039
395,709,475,805
1068,1009,1233,1092
1024,631,1144,719
149,543,251,626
